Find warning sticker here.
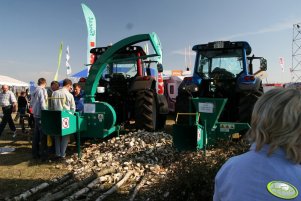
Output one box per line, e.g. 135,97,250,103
84,103,96,113
198,102,214,113
220,123,235,132
62,117,69,129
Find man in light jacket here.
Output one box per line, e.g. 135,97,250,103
50,78,75,158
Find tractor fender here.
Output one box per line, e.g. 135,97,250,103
156,94,169,114
237,77,262,92
129,77,156,92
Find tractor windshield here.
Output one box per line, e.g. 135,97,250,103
101,63,138,78
197,48,243,78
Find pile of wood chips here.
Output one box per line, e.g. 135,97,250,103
10,130,179,201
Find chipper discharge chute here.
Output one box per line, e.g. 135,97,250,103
172,98,250,151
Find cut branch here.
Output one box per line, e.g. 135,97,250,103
95,170,134,201
129,175,147,201
13,173,72,201
62,168,116,201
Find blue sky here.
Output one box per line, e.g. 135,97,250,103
1,0,301,84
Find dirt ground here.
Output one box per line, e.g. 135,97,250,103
0,119,70,199
0,115,176,200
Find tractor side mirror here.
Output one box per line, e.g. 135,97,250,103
260,58,267,71
157,63,163,73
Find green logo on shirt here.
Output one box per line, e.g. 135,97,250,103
267,181,298,199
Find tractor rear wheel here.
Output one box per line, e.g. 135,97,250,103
135,90,157,131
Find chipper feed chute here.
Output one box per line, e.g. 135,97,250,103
172,98,250,151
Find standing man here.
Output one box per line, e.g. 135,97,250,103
72,83,84,113
51,78,75,159
46,80,60,154
72,83,84,147
0,85,17,137
47,81,60,109
31,78,48,159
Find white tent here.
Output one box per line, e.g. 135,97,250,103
0,75,29,87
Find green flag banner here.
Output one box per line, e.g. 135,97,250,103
54,42,63,81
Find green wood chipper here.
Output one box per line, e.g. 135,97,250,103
41,32,166,157
172,98,250,152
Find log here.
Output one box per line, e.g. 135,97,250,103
95,170,134,201
129,175,147,201
13,183,49,201
13,173,72,201
62,168,116,201
38,174,97,201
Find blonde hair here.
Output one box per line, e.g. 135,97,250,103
247,88,301,164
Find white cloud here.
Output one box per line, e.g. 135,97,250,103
220,19,301,40
171,48,194,56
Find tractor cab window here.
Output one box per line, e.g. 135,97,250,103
102,63,137,79
198,56,210,78
197,49,243,78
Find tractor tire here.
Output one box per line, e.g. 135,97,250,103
135,90,157,131
238,91,263,123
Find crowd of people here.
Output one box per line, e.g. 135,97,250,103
0,77,84,161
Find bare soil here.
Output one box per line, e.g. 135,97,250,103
0,116,176,200
0,115,249,201
0,123,69,199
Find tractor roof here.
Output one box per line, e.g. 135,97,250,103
192,41,252,55
90,45,147,63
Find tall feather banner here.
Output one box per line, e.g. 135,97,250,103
81,3,96,76
54,42,63,81
66,46,72,75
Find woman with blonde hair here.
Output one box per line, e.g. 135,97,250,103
214,88,301,201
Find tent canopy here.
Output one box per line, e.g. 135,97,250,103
71,68,88,78
70,66,134,79
0,75,29,87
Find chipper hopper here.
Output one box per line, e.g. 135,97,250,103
41,32,165,157
172,98,250,151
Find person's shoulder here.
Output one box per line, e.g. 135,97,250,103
53,89,61,94
217,151,254,174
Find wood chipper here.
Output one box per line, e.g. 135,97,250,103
173,41,267,151
41,32,168,156
173,98,250,151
